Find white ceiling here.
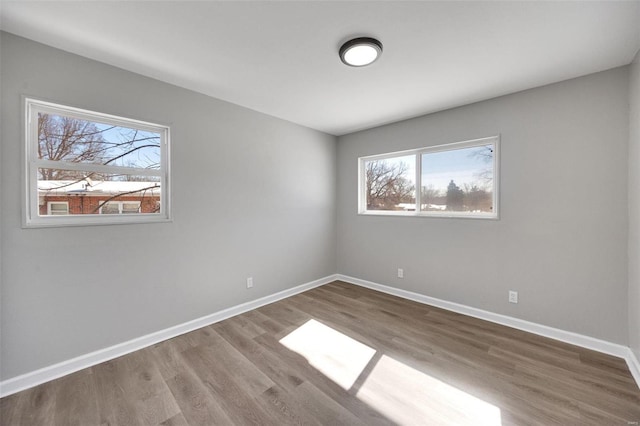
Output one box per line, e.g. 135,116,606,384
2,1,639,136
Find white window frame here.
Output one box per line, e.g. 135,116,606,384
358,136,500,219
47,201,69,216
24,98,171,227
99,200,141,215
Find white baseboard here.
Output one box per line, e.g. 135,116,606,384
336,274,640,390
3,273,638,397
0,274,338,398
628,349,640,388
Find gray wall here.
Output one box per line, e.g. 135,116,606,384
1,29,636,383
630,50,640,360
337,68,630,344
0,32,337,380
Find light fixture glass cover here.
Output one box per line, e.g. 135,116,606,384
339,37,383,67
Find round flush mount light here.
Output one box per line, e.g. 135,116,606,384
339,37,383,67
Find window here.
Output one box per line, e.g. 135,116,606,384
99,201,141,215
24,98,170,227
359,136,499,218
47,201,69,216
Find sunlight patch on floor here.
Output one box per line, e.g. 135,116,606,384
279,319,376,390
280,319,502,425
356,355,502,425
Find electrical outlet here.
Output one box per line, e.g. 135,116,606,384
509,290,518,304
247,277,253,289
397,268,404,278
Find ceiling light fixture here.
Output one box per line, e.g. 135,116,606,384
339,37,383,67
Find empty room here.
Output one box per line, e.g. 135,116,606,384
1,1,640,425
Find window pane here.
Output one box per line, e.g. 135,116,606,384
37,168,161,216
49,202,68,215
365,155,416,211
122,202,141,214
421,144,494,213
101,202,120,214
37,113,161,170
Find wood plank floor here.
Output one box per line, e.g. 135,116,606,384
1,281,639,425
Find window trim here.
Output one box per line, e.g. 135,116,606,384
23,97,171,228
358,136,500,219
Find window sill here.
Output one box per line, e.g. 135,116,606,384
358,211,499,220
23,214,172,229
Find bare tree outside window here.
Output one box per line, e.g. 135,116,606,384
463,183,492,212
38,114,110,180
38,113,160,175
470,144,494,187
421,184,443,211
365,157,415,210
